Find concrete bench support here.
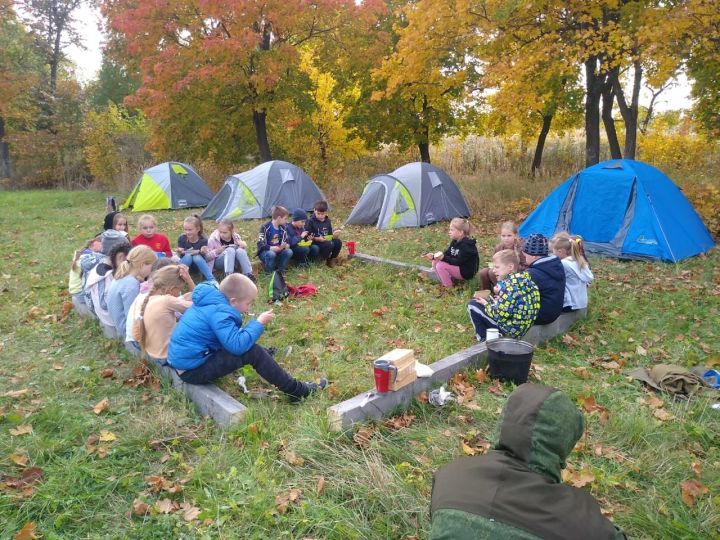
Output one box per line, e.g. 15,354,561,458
353,252,438,282
327,309,587,431
159,366,247,427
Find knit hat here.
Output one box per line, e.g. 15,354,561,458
101,229,129,255
291,208,308,222
523,233,549,256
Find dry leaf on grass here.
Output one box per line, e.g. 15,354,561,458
10,453,29,467
13,522,37,540
353,426,376,448
653,408,674,421
9,425,33,436
155,498,177,514
644,395,664,409
487,380,504,395
282,450,305,466
474,369,488,383
4,389,29,398
636,345,647,356
98,430,116,442
100,369,115,379
316,475,326,496
577,395,608,414
416,391,428,403
52,363,64,370
690,461,701,477
562,466,595,488
131,499,150,516
572,367,590,379
680,479,709,507
275,488,302,515
383,412,415,431
180,502,201,521
92,398,109,415
460,432,491,456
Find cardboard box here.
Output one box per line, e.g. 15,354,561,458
377,349,416,391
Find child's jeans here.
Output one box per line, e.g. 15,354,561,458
432,260,464,288
291,245,311,266
213,247,252,275
313,239,342,260
467,299,499,342
178,345,309,398
260,248,293,273
180,253,214,281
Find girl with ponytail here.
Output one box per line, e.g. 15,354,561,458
133,265,194,362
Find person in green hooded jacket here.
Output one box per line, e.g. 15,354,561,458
430,383,626,540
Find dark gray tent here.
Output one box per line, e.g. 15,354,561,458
345,162,470,229
201,160,325,221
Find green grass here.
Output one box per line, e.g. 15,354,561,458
0,190,718,539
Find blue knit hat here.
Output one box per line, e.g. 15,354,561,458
291,208,308,222
523,233,549,256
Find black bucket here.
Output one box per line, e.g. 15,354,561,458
486,338,534,385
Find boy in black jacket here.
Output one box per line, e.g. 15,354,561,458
523,233,566,325
305,200,342,267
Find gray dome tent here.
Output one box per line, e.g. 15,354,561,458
201,160,325,221
345,162,470,229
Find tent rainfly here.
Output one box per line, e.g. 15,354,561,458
122,162,213,212
345,162,470,229
201,160,325,221
519,159,715,262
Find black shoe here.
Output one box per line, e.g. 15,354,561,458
245,273,257,283
288,377,328,402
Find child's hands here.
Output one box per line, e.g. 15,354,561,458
301,231,309,239
200,246,208,255
423,252,434,260
238,240,247,249
492,285,500,295
178,264,193,284
315,235,325,242
215,245,227,255
257,309,274,325
176,247,185,256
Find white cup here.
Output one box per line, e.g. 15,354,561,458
486,328,500,341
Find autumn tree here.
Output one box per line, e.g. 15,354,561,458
103,0,366,165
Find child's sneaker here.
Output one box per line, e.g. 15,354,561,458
245,272,257,283
288,378,328,402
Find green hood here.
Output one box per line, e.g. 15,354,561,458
494,383,584,483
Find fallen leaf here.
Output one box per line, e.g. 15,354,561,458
690,461,701,477
577,395,607,414
653,408,674,421
93,398,109,415
282,450,305,466
636,345,647,356
562,334,577,345
131,499,150,516
100,369,115,379
98,430,116,442
13,522,37,540
160,453,170,464
155,498,176,514
353,426,376,448
9,425,33,436
487,380,504,395
275,488,302,515
644,395,664,409
4,389,29,398
384,412,415,431
572,367,590,379
10,453,29,467
316,475,326,496
181,504,200,522
460,441,477,455
563,466,595,488
52,363,64,370
600,361,621,372
416,391,428,403
680,479,708,507
474,369,488,383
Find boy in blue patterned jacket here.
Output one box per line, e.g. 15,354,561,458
467,249,540,342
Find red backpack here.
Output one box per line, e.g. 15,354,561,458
286,283,318,298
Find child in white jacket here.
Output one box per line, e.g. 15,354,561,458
550,233,594,311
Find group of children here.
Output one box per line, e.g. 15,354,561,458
68,200,341,400
426,219,594,343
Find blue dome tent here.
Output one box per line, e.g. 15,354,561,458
519,160,714,262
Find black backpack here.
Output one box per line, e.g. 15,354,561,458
268,271,289,303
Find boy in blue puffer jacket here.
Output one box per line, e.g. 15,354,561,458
167,274,326,400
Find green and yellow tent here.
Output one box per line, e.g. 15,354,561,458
122,162,213,212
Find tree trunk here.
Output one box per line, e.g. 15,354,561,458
613,59,642,159
253,109,272,162
584,58,604,167
418,142,431,163
531,114,553,176
602,82,622,159
0,116,10,178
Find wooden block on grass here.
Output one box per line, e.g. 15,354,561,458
158,366,247,427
